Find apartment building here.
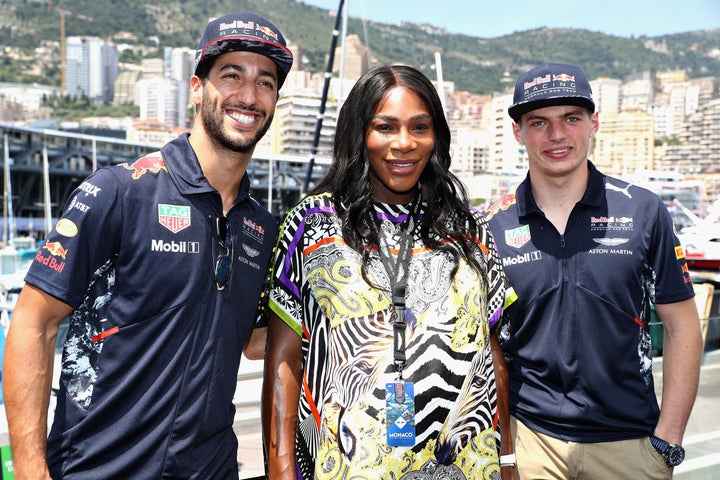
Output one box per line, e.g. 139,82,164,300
65,36,119,103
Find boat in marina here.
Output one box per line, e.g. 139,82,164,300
625,171,719,272
626,170,705,231
0,237,37,339
676,200,720,271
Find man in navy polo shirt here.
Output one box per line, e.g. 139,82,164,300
3,11,292,479
485,63,703,478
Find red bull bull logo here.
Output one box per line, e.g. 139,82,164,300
484,193,516,221
121,154,167,179
681,262,691,283
44,241,68,259
552,73,575,82
256,25,279,41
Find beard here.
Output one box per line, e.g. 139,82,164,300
200,92,273,154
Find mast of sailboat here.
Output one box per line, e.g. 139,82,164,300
2,132,12,247
338,1,349,107
435,51,447,115
42,136,52,236
303,0,346,194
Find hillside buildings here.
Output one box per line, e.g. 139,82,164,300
2,33,719,206
0,82,61,122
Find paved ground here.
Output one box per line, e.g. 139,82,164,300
234,358,265,479
234,350,720,479
657,349,720,479
0,349,714,479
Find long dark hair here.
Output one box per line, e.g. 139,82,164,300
310,64,485,280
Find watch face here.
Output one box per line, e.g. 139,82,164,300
666,445,685,467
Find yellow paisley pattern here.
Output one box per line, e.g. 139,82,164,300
308,249,390,328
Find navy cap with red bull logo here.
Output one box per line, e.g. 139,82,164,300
508,63,595,121
194,11,293,88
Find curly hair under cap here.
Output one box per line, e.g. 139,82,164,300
310,64,486,282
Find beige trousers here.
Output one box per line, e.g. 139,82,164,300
510,416,671,479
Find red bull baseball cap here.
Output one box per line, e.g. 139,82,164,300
194,11,293,88
508,63,595,122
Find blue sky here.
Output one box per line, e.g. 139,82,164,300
302,0,719,38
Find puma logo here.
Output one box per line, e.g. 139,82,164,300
606,182,632,199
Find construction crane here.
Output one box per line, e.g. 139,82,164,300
48,4,99,93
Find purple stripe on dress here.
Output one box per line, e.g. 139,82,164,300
279,204,336,299
375,210,424,223
488,308,502,330
376,211,409,223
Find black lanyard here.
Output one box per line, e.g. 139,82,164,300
371,193,422,379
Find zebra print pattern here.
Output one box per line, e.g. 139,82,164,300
434,341,496,464
269,193,511,480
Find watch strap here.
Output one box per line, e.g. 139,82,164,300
650,435,669,454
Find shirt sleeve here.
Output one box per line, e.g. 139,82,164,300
25,167,123,307
268,201,309,337
476,212,516,332
649,195,695,304
253,252,276,328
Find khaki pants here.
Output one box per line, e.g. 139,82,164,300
510,416,671,479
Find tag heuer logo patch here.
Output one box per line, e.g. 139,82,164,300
505,225,531,249
158,204,191,233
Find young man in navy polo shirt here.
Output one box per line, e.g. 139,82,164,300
485,63,702,479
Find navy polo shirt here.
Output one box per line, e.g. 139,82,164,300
25,133,277,478
485,161,694,442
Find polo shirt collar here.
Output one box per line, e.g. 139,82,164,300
160,132,251,203
515,160,605,218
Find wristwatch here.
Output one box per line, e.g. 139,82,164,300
650,435,685,467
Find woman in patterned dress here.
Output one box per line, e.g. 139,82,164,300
262,64,516,480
